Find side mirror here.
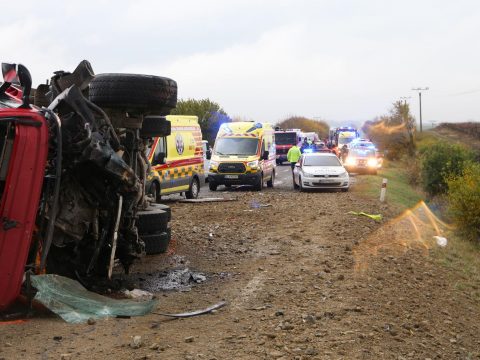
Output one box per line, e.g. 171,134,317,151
206,149,212,160
17,64,32,109
152,152,166,166
2,63,32,108
262,150,269,160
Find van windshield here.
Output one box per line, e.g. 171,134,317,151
338,136,356,146
215,138,258,156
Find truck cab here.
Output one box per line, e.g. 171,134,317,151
274,128,301,164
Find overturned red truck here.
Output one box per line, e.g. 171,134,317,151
0,61,175,310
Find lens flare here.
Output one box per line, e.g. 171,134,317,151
353,201,454,272
368,120,407,135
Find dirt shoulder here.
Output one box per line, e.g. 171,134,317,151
1,181,479,359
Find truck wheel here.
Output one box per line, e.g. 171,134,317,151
209,182,217,191
140,116,171,138
142,230,170,255
137,207,169,234
267,171,275,188
186,177,200,199
89,73,177,115
254,174,263,191
150,203,171,222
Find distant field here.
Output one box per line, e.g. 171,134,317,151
436,121,480,139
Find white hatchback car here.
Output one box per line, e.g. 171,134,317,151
293,152,350,192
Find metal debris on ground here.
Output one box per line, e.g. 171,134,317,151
433,236,448,247
250,200,273,209
347,211,382,222
153,301,226,318
122,289,155,300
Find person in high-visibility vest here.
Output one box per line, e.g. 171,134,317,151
287,144,302,171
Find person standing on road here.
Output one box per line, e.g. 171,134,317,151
300,138,309,153
340,144,349,163
287,144,302,172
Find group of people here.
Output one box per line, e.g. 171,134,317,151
286,137,350,171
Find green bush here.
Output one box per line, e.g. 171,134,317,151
447,162,480,243
420,143,474,197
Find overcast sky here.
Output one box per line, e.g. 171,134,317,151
2,0,480,126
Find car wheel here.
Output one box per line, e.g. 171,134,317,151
254,173,263,191
89,73,177,115
266,171,275,188
142,230,170,255
209,182,218,191
341,188,349,192
186,177,200,199
293,178,299,189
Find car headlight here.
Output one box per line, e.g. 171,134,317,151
302,171,314,177
209,160,219,169
345,157,356,166
339,171,348,177
367,158,377,167
247,160,259,169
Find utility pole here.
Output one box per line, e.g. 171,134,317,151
412,87,429,132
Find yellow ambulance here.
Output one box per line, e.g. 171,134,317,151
208,121,276,191
147,115,205,199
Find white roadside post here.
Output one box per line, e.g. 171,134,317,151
380,178,388,202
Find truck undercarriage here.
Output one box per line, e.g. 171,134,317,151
0,60,176,309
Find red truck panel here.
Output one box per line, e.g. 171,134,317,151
0,109,49,310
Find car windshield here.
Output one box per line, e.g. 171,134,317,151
214,138,259,156
275,132,297,145
352,142,375,149
351,149,376,157
303,156,341,166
